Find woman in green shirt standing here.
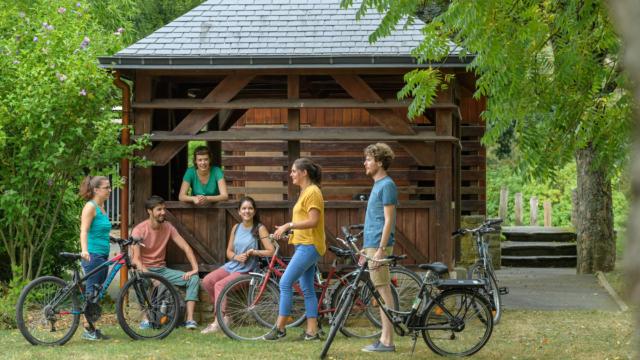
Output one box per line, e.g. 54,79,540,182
179,146,229,205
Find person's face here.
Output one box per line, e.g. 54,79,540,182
149,203,167,223
95,180,111,199
364,154,381,177
195,154,211,171
290,164,307,186
238,200,256,222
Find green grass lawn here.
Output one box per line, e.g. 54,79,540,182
2,310,634,360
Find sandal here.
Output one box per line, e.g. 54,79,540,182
200,322,220,334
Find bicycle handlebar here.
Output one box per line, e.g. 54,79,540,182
453,218,503,236
109,236,145,247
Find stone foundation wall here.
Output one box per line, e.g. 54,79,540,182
458,215,501,270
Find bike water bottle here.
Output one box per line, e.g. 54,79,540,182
159,300,168,325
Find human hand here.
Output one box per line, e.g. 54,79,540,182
81,251,90,261
235,253,248,263
373,248,385,262
182,270,198,280
273,223,290,240
193,195,206,205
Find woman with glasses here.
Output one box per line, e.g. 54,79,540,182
78,175,113,341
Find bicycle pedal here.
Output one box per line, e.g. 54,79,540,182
499,287,509,295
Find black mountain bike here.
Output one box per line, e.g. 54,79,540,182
454,219,508,324
320,227,494,358
16,236,182,345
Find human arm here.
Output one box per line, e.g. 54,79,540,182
248,225,275,257
373,204,395,260
131,244,149,272
79,203,96,261
226,224,248,263
179,180,207,205
274,208,320,239
171,231,199,279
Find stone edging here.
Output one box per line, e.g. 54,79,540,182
595,271,629,312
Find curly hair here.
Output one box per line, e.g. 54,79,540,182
364,143,395,170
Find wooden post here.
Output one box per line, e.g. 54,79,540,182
529,196,538,226
434,87,455,264
543,200,552,227
287,75,300,207
514,192,523,226
498,187,508,221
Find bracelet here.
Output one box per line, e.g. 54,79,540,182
288,222,294,230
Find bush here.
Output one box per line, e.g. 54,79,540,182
0,268,30,329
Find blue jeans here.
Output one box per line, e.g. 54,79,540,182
81,253,109,300
279,245,320,318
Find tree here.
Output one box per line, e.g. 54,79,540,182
342,0,632,273
0,0,145,280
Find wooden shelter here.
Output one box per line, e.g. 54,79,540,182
99,0,486,271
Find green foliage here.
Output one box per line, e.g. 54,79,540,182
0,267,29,329
129,0,205,42
0,0,146,281
486,156,629,230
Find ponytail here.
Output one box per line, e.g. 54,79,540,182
293,158,322,186
79,175,109,200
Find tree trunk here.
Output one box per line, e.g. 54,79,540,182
574,145,616,274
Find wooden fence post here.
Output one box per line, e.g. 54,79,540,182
514,192,523,226
499,187,508,222
530,196,538,226
543,200,552,227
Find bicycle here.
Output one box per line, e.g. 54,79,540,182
454,218,508,324
342,224,423,313
320,226,494,358
214,234,399,340
16,236,182,345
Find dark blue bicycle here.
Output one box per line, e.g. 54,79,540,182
16,236,182,345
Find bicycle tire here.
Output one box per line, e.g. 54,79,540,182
467,262,502,324
389,266,423,312
422,288,493,357
16,276,81,345
332,274,399,339
116,272,181,340
216,273,281,340
320,283,355,359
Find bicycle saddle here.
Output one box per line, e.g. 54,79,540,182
418,262,449,274
59,252,83,261
328,246,353,258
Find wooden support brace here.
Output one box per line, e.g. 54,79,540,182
147,74,254,166
165,210,217,264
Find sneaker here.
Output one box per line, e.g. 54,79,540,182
94,329,110,340
297,331,321,341
200,322,220,334
362,341,396,352
184,320,198,330
139,320,152,330
262,327,286,341
81,330,100,341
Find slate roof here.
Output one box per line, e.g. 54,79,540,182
98,0,468,69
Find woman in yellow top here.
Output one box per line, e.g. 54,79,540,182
264,158,325,341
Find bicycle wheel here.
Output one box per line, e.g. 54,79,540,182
320,282,356,359
467,262,502,324
116,272,181,340
332,275,399,339
422,289,493,357
16,276,81,345
390,266,422,312
216,273,280,340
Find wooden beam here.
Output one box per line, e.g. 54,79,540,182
219,109,248,131
227,185,436,195
287,75,301,203
147,73,254,166
144,128,457,142
165,210,217,264
164,200,438,210
133,73,153,225
132,98,419,109
331,74,436,166
435,87,455,265
221,154,425,167
394,227,429,264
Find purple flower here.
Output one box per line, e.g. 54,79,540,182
18,12,25,18
42,22,54,31
47,179,54,187
56,73,67,82
80,36,90,49
76,2,82,7
33,36,38,42
57,7,66,14
79,89,87,96
113,27,124,36
13,60,20,65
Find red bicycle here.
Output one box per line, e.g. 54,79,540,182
214,234,399,340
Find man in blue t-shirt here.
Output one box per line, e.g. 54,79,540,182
362,142,397,353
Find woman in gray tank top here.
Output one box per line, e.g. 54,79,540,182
200,197,275,334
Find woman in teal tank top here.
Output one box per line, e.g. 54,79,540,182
178,146,229,205
78,175,112,341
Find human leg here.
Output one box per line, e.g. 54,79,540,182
149,267,201,324
80,253,109,339
364,247,395,349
